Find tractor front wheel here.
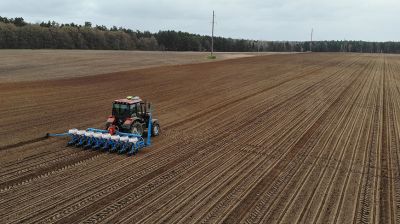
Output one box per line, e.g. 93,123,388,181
131,122,144,136
152,123,160,136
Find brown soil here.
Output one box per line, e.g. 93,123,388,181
0,53,399,224
0,50,285,83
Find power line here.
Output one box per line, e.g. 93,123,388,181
211,10,215,57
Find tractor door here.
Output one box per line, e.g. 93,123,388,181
139,102,151,125
141,103,146,116
133,103,146,122
135,103,142,117
129,104,137,116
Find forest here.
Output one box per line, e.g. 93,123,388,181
1,16,400,53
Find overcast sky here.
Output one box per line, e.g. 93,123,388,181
0,0,398,41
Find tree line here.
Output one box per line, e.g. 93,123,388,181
0,17,158,50
1,16,400,53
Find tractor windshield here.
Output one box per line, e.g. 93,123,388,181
112,103,136,118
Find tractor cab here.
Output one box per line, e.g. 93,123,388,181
112,96,145,119
106,96,160,136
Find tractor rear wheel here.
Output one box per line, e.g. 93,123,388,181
131,122,144,136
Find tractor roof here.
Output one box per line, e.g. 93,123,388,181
114,96,142,104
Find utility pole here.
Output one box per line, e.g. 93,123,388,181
310,28,313,52
211,10,215,57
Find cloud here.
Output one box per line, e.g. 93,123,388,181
0,0,398,41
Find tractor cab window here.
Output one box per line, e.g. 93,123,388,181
136,103,147,115
112,103,130,117
130,104,137,115
136,103,142,114
141,103,146,114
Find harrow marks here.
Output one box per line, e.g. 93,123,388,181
49,128,146,156
2,53,400,223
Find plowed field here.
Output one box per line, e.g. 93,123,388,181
1,53,399,223
0,50,278,82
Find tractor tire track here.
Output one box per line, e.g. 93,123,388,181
221,57,364,223
240,58,368,224
2,53,399,223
